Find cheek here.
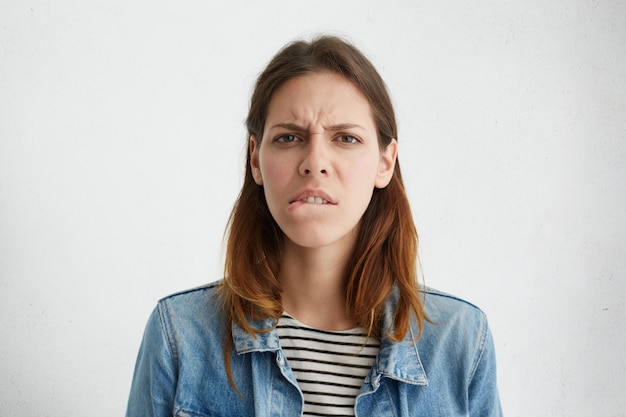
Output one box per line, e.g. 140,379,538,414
259,152,294,202
341,168,378,212
260,154,288,185
348,156,381,188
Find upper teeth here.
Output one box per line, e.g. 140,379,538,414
303,196,327,204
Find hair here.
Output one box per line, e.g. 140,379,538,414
220,35,426,391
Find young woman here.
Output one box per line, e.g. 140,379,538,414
126,36,502,417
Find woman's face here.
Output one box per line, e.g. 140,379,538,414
250,72,396,253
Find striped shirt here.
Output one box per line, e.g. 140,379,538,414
276,314,380,417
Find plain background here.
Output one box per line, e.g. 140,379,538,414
1,0,625,415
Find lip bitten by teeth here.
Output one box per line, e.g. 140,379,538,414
303,196,327,204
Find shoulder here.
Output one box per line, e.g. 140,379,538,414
416,287,493,368
414,288,499,398
157,281,222,310
417,287,491,352
152,281,226,344
420,286,486,323
129,281,237,411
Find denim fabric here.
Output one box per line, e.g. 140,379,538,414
126,282,502,416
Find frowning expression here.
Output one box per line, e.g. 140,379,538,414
250,72,396,252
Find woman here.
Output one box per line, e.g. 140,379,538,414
126,36,502,417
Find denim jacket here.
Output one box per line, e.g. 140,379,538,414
126,282,502,416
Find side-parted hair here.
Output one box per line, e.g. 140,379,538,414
220,35,426,390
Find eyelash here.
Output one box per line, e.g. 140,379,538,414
336,135,359,144
275,134,300,143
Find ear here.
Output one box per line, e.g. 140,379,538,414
375,138,397,189
249,135,263,185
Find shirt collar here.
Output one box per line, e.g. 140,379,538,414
231,288,428,386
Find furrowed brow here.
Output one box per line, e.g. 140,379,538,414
268,122,366,132
325,123,366,132
269,123,306,132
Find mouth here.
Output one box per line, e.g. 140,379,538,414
289,190,336,206
299,196,329,205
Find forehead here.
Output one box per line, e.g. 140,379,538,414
265,72,375,128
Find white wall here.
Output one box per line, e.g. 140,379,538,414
1,0,624,415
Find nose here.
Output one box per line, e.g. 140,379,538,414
299,139,329,177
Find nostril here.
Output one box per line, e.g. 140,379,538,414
300,167,327,176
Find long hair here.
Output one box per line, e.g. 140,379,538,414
220,35,426,390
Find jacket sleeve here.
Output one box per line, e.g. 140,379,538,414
126,305,178,417
468,318,503,417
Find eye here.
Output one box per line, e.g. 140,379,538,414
275,134,300,143
336,135,360,144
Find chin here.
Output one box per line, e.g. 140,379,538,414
285,235,333,249
282,228,358,252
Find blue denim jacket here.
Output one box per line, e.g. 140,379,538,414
126,282,502,416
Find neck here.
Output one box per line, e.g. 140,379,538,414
279,240,355,330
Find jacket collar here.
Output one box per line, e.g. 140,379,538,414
368,288,428,386
232,316,281,353
231,288,428,386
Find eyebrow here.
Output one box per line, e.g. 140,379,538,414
269,122,366,132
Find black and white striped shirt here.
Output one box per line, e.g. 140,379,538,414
276,314,380,417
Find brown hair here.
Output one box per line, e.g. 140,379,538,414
220,35,426,390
